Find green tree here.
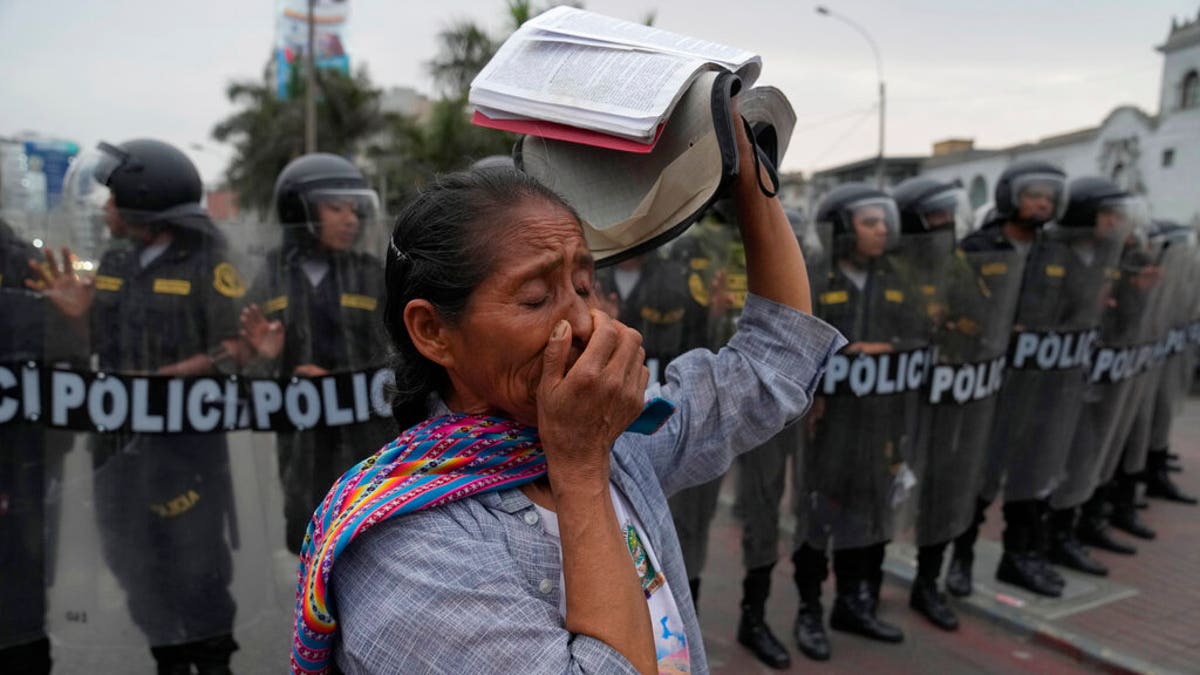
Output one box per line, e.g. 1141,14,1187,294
211,65,385,216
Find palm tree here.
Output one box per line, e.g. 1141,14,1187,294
212,65,384,216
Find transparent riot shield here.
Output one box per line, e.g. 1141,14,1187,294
596,249,702,388
0,231,50,657
1052,232,1170,511
1118,227,1196,477
13,141,403,671
239,188,396,557
805,225,939,550
983,219,1132,504
19,223,279,672
908,245,1025,547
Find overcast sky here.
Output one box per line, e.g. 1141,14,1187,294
1,0,1196,184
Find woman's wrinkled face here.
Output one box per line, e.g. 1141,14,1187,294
441,200,597,426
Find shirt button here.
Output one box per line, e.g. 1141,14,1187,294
524,511,539,526
538,579,554,594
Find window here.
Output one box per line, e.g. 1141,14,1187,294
1183,70,1199,110
1163,148,1175,168
969,175,988,209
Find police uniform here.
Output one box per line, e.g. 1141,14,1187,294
89,231,242,661
247,248,394,553
960,216,1115,597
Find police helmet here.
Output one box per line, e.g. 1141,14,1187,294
1057,175,1147,247
274,154,381,255
1058,176,1126,229
892,176,972,239
94,139,203,217
993,159,1067,227
816,183,902,257
91,139,220,240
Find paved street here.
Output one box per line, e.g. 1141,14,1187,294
41,397,1200,674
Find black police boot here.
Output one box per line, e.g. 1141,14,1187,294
996,551,1062,597
1078,486,1137,554
185,633,238,675
1047,507,1108,576
1111,476,1157,539
1031,502,1065,591
830,579,904,643
736,565,791,669
792,544,831,661
997,503,1061,597
913,543,958,630
1144,449,1198,505
945,555,973,598
150,645,194,675
946,497,986,597
910,576,959,631
0,637,52,675
793,594,831,661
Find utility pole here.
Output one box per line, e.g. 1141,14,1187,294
304,0,317,153
816,6,886,189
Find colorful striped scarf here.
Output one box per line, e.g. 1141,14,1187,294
290,400,673,674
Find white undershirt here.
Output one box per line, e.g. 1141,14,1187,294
301,259,330,287
1011,238,1033,258
838,260,868,291
139,240,170,269
532,483,690,672
1072,241,1096,267
613,267,641,301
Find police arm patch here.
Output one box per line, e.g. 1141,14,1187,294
213,262,247,298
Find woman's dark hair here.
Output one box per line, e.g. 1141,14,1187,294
384,167,579,430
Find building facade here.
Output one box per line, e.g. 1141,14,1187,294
919,14,1200,227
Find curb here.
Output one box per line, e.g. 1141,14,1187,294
882,556,1177,675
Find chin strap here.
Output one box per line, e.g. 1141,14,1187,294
743,117,780,199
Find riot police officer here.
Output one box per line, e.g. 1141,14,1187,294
957,160,1124,599
1047,177,1154,576
239,153,395,555
893,176,1023,631
31,139,244,675
796,184,929,660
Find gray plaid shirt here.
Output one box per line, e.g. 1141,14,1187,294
331,294,845,674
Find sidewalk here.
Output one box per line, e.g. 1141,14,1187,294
696,397,1200,674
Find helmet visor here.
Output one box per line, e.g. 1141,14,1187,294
1011,173,1067,223
1094,196,1146,243
913,187,973,240
299,188,384,256
92,142,136,187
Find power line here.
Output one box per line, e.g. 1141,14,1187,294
805,107,878,170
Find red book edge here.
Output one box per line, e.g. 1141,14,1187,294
471,111,663,154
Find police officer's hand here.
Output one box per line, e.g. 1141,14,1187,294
293,364,330,377
26,246,94,319
240,304,285,360
844,341,894,355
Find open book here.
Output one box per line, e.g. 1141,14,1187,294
469,6,762,151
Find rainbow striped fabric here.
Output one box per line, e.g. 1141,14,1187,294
290,414,546,674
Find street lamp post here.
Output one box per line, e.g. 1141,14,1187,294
816,6,886,189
